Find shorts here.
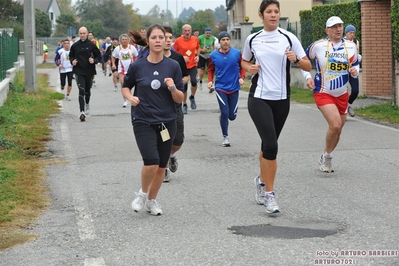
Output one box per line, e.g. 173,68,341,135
314,92,349,115
173,104,184,146
198,55,210,69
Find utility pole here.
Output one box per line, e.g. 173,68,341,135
24,0,36,91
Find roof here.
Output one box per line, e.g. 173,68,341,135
17,0,58,13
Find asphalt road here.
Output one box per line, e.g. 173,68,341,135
1,66,398,266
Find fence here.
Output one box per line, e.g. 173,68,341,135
0,30,19,82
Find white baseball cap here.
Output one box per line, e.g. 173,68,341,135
326,16,344,28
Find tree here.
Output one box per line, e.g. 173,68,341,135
83,19,104,38
75,0,139,38
0,0,23,24
57,0,74,15
147,5,161,18
54,13,77,37
178,7,196,22
188,9,217,33
213,5,227,23
35,9,51,37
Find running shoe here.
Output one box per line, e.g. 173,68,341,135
85,104,90,115
189,96,197,110
222,136,230,147
169,156,178,173
61,86,64,90
114,86,117,92
319,154,334,173
132,190,147,212
123,100,128,108
264,192,280,214
65,95,71,101
146,199,163,216
254,176,266,205
348,106,355,117
182,105,188,114
79,111,86,122
92,80,96,87
163,168,171,182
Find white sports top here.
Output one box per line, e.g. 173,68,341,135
242,28,306,100
112,45,138,74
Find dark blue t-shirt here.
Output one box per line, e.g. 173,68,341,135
123,56,183,124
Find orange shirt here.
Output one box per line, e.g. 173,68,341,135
173,35,200,69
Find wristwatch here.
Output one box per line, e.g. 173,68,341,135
294,56,301,64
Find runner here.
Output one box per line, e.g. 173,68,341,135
207,31,245,147
112,34,138,107
58,39,73,101
173,24,200,114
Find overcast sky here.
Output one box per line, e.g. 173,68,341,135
124,0,226,18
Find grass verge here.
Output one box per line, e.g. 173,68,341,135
0,71,63,249
242,84,398,125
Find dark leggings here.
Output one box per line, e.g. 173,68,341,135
133,121,177,168
183,67,198,93
348,75,359,104
60,72,73,87
74,74,93,112
248,97,290,160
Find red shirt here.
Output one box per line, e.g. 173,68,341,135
173,35,200,69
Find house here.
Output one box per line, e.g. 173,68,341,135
225,0,396,100
225,0,321,49
16,0,61,36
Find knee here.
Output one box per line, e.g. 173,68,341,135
143,158,159,166
229,114,237,121
329,122,343,134
261,144,278,160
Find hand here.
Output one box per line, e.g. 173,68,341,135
72,59,78,66
285,50,297,62
112,65,116,70
239,78,244,86
207,81,213,89
194,56,199,63
164,78,175,90
348,66,358,76
306,78,315,90
58,65,63,69
88,57,94,64
248,64,260,75
129,96,140,106
183,56,189,63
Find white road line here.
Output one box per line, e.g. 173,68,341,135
60,104,105,264
74,199,96,241
84,257,106,266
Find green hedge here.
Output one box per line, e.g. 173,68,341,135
300,2,361,52
391,0,399,60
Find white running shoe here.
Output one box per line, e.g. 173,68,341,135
123,100,129,108
348,106,355,117
79,111,86,122
85,104,90,115
146,199,163,216
222,136,230,147
319,154,334,173
114,86,117,92
132,190,147,212
254,176,266,205
65,95,71,101
264,192,280,214
163,168,171,182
